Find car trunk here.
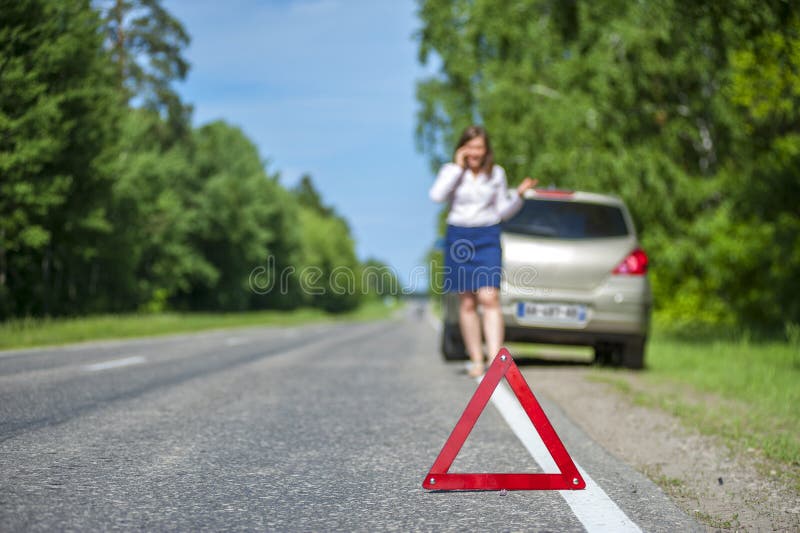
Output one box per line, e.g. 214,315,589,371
501,233,637,292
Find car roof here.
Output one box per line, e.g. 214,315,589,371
522,189,626,207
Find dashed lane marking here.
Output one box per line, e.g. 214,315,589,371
83,356,147,372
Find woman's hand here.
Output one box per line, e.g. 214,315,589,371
517,177,538,196
454,147,469,168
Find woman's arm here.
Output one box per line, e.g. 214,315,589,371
496,170,537,220
429,163,466,203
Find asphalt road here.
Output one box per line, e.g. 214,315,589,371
0,309,700,531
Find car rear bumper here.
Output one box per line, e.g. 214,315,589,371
442,276,652,344
503,325,644,347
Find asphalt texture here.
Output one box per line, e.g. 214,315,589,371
0,309,700,531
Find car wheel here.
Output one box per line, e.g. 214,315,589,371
621,337,646,370
594,343,620,367
595,339,646,369
441,323,468,361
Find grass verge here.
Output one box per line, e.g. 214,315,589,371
590,320,800,491
0,298,401,352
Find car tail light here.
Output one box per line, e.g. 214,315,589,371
613,248,648,275
534,188,574,197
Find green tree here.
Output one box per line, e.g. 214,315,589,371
0,0,369,321
716,11,800,325
416,0,800,330
179,121,303,311
295,207,361,313
293,174,337,218
0,0,121,318
105,109,216,313
361,258,400,299
290,173,365,311
99,0,192,142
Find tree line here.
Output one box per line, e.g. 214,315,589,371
0,0,395,320
416,0,799,332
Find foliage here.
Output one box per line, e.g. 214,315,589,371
181,121,300,311
295,207,362,313
0,0,121,317
107,109,215,312
0,0,369,320
293,174,338,219
361,258,401,299
415,0,800,330
98,0,192,141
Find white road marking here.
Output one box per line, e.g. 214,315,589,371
482,376,642,532
425,315,641,530
83,356,147,372
225,337,250,346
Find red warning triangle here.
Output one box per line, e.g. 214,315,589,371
422,348,586,491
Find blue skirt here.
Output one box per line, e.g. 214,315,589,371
444,224,502,293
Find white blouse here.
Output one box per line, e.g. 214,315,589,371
429,163,523,227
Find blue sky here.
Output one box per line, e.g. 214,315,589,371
164,0,439,291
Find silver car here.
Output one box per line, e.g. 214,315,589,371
441,189,652,368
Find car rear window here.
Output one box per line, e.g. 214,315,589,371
502,199,630,239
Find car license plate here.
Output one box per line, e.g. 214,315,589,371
516,302,587,324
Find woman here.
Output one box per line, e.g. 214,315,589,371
429,125,536,377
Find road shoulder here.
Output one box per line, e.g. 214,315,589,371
523,366,800,531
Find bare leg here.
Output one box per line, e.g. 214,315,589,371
458,292,484,376
478,286,503,364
